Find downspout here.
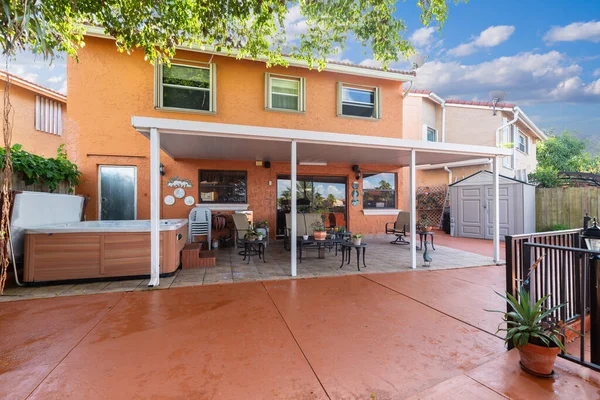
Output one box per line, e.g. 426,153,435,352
495,108,519,147
402,80,414,98
444,166,452,184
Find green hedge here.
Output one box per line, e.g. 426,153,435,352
0,144,81,192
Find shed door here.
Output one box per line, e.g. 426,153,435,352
457,186,485,238
484,185,513,240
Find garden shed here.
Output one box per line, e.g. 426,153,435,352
449,170,536,239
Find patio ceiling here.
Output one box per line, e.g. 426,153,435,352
132,117,511,167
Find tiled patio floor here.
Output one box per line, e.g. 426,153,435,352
1,265,598,399
1,234,495,302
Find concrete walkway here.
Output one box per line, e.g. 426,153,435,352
1,265,598,399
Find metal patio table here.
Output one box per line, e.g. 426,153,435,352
242,239,267,264
340,242,368,271
297,236,346,263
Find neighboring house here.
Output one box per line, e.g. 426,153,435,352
401,90,545,237
0,71,66,158
401,90,546,204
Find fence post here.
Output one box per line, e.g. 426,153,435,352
591,255,600,365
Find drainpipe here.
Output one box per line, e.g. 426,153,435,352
444,166,453,184
496,108,519,147
402,80,414,98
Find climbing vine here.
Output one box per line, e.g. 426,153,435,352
0,144,81,192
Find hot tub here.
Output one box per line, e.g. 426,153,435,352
23,219,188,283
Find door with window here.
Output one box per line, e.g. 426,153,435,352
99,166,137,220
276,176,347,237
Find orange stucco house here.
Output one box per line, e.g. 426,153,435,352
63,28,510,279
0,71,67,159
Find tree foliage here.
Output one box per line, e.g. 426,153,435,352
529,131,600,188
1,0,459,67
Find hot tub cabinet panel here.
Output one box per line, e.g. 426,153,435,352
24,220,188,283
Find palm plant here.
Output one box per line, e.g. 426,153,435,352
487,286,570,351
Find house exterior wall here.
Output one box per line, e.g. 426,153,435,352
401,95,423,141
66,36,408,235
0,84,66,158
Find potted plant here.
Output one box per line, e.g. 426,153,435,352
352,233,363,246
486,258,580,377
302,233,309,240
254,220,268,238
418,214,432,232
245,226,258,241
311,220,327,240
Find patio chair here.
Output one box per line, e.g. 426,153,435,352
385,211,410,245
303,213,323,236
284,213,307,250
231,213,251,248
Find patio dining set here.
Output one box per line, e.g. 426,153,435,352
231,211,435,271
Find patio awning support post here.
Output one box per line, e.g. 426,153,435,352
149,127,161,287
493,156,501,263
410,149,417,269
290,140,297,277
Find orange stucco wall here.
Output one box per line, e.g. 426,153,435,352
0,84,67,158
66,36,407,235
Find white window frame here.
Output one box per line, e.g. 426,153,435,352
501,119,515,170
265,73,306,113
426,126,438,142
517,131,529,155
154,61,217,114
337,82,381,120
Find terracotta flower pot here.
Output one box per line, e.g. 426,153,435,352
517,343,560,376
314,231,327,240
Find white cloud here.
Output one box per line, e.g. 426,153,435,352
448,25,515,57
414,50,599,103
2,50,66,93
410,27,436,48
593,68,600,77
47,75,64,84
359,58,382,68
283,5,308,42
544,21,600,43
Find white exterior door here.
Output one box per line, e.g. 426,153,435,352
457,186,486,238
484,184,513,240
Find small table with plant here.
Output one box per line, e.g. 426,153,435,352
339,234,367,271
242,238,267,264
297,236,345,262
416,215,435,251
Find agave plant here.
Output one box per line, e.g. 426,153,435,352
487,286,571,351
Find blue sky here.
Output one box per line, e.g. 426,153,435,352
5,0,600,138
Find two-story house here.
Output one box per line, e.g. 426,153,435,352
62,28,510,279
0,71,67,158
403,90,546,191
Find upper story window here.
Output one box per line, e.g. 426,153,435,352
337,83,381,119
265,73,306,112
155,62,216,113
363,172,396,209
34,96,62,135
199,170,247,204
517,131,529,154
426,127,438,142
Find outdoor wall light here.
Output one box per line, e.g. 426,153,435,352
352,165,362,180
159,163,165,176
582,217,600,253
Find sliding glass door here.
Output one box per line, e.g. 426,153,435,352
276,175,347,237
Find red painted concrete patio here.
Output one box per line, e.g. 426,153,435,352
2,265,599,399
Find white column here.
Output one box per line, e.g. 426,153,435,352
493,156,501,263
290,140,297,277
149,127,161,287
409,149,417,269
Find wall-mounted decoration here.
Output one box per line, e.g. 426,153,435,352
184,196,195,206
164,195,175,206
174,188,186,199
167,176,193,188
351,181,360,206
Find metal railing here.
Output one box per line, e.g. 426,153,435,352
506,230,600,372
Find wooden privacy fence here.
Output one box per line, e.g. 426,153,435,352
536,187,600,231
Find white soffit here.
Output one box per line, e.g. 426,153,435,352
132,117,511,167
